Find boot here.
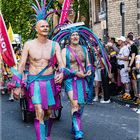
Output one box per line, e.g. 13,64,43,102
78,106,84,118
71,122,75,135
34,119,45,140
71,106,84,135
72,111,84,140
44,118,53,140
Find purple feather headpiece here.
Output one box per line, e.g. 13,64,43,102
50,22,111,72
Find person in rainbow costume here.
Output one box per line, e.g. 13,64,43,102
51,22,111,139
10,0,65,140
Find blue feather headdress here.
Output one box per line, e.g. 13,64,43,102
31,0,55,26
50,22,111,72
31,0,72,25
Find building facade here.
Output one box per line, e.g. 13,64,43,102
89,0,140,42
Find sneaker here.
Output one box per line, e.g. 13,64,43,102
122,93,131,100
136,109,140,114
93,96,99,102
100,97,104,102
1,91,5,95
9,96,14,102
100,99,111,104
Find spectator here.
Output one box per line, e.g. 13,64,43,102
93,50,102,102
135,40,140,104
110,37,119,53
117,36,130,100
127,34,138,101
100,56,111,103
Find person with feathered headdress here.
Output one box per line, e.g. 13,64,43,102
51,22,111,139
10,0,65,140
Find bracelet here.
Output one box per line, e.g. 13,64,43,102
86,65,94,72
59,68,77,77
70,70,77,76
59,67,69,77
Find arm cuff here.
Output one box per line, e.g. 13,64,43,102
86,65,95,72
10,67,23,87
59,68,77,77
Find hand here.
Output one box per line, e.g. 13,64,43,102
108,73,112,79
127,66,131,72
85,70,92,76
75,71,85,78
55,72,64,84
13,87,21,100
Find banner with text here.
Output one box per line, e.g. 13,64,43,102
0,13,16,67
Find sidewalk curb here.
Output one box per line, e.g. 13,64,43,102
110,96,139,108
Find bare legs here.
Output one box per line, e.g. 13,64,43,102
34,105,53,140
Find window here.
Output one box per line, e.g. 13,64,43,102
101,0,107,12
93,0,100,23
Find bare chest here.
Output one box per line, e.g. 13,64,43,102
29,45,53,61
70,47,85,63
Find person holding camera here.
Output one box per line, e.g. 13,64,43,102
117,36,130,100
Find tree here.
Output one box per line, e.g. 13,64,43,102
79,0,89,26
1,0,59,43
1,0,34,43
1,0,89,43
72,0,89,26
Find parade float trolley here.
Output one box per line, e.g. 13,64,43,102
19,66,63,122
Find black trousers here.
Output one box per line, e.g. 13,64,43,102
101,69,110,101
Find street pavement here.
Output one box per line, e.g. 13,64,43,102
1,93,140,140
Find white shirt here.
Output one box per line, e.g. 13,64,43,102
117,45,130,68
136,54,140,64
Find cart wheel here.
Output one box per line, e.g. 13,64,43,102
21,110,28,122
53,106,62,120
20,97,29,122
53,95,63,120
